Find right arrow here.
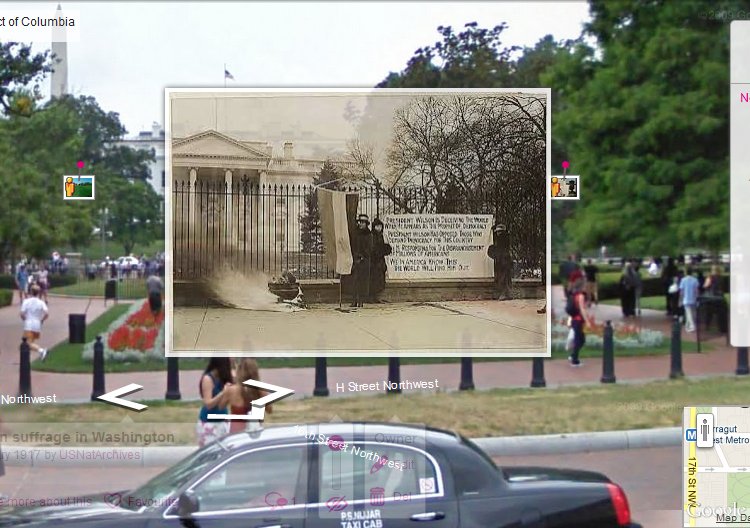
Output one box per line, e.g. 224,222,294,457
208,379,294,422
96,383,148,412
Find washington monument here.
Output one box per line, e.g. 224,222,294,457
50,4,68,98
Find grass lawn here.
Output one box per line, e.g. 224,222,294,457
601,295,667,311
4,376,747,441
601,294,731,313
50,278,147,299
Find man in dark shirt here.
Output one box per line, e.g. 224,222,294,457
583,259,599,306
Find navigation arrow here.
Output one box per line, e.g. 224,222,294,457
208,379,294,422
96,383,147,412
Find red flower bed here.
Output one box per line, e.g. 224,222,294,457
108,301,163,352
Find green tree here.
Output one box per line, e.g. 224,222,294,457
0,42,51,115
0,65,159,264
549,0,744,255
377,22,518,89
300,161,341,253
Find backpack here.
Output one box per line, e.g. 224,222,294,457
565,292,581,317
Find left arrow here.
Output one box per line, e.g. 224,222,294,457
96,383,148,412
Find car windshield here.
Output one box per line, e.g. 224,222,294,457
121,441,227,511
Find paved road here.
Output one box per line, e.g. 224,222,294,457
493,447,680,527
1,447,680,527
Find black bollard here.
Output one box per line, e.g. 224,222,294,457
530,357,546,388
313,357,329,397
601,320,616,383
669,316,684,379
387,357,401,394
91,336,106,400
459,357,475,390
737,347,749,376
165,356,182,400
18,337,31,398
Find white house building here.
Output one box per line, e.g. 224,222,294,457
119,122,166,197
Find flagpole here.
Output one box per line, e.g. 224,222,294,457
224,63,226,88
339,276,342,309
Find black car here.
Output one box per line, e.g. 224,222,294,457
0,423,642,527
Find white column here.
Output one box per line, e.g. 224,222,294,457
225,169,233,245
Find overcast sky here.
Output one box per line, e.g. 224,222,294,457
14,2,589,135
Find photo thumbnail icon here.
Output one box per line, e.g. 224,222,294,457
63,174,95,200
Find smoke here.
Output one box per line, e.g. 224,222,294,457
208,267,303,312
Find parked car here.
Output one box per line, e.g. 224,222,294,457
0,423,642,527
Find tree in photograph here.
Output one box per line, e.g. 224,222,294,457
299,160,341,253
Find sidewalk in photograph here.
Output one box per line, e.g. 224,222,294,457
173,299,546,353
0,287,737,403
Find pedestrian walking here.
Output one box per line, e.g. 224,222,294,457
566,270,591,367
15,262,28,305
146,274,164,315
619,261,637,317
196,357,232,447
679,268,700,332
350,213,372,308
37,265,49,304
662,257,678,315
583,258,599,306
20,284,48,361
632,259,643,315
369,218,392,303
487,223,512,299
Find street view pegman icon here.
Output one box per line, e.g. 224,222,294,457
63,160,95,200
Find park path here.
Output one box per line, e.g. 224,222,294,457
0,288,739,403
0,295,120,396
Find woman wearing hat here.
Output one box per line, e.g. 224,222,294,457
487,223,512,299
369,218,392,302
350,213,372,307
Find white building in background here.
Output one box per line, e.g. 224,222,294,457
119,122,166,197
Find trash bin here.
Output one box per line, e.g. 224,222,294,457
68,314,86,344
105,279,117,301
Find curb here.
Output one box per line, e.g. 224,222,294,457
474,426,681,456
2,427,681,468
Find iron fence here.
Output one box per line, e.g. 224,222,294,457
173,179,544,281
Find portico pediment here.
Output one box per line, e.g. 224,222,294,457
172,130,271,160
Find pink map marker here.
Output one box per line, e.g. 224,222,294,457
77,160,84,169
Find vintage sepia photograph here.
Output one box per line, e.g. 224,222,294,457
166,89,550,356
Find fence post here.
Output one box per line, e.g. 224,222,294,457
669,316,684,379
387,357,401,394
91,336,106,400
165,356,181,400
459,357,475,390
18,337,31,398
313,357,329,397
530,357,546,388
737,347,749,376
601,320,616,383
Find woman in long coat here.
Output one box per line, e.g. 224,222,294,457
369,218,392,302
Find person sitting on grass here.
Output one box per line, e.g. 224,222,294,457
20,284,49,361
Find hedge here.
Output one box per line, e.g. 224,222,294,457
0,274,78,289
0,289,12,307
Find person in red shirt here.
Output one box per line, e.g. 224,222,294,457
566,270,592,367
